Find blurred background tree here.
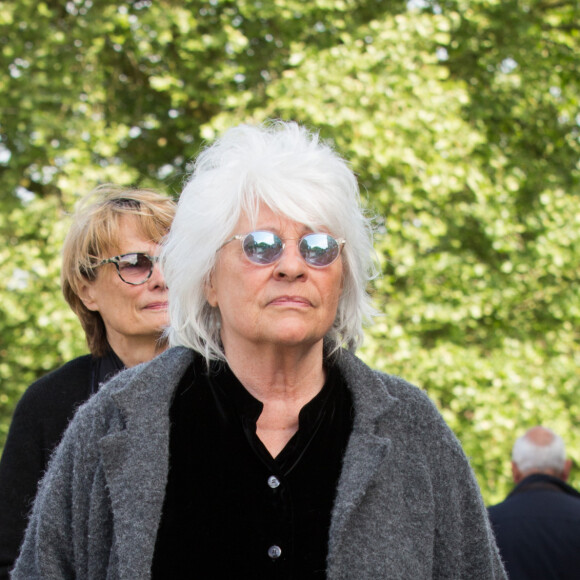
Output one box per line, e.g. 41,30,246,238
0,0,578,504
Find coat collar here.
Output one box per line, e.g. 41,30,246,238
328,350,398,559
510,473,580,499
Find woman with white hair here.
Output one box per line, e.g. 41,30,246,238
13,121,506,579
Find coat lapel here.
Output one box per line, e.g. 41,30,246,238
99,348,194,580
328,351,396,559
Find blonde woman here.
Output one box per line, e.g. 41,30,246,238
0,186,175,578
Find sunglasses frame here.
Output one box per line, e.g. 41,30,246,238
222,231,346,268
96,252,159,285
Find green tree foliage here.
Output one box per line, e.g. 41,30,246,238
0,0,578,504
0,0,400,444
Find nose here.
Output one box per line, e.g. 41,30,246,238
273,241,306,281
147,260,167,290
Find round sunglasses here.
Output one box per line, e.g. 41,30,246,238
221,231,346,268
96,252,159,285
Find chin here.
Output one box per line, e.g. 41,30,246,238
271,332,324,348
138,324,165,337
266,321,330,346
145,311,169,324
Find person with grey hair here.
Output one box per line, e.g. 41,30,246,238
13,121,505,579
488,426,580,580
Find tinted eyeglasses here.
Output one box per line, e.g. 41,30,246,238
222,231,346,268
96,253,159,285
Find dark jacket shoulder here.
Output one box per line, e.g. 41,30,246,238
489,473,580,517
336,349,463,457
0,355,94,580
8,355,94,438
16,355,94,412
488,474,580,580
65,347,196,438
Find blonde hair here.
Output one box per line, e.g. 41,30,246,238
62,185,176,356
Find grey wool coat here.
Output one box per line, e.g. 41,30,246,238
12,347,506,580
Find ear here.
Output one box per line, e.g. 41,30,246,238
562,458,573,481
204,273,219,307
77,281,100,312
511,461,523,484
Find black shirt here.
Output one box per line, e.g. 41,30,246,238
152,354,354,579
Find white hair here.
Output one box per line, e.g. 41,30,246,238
162,120,376,363
512,428,566,474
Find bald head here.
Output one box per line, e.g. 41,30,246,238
526,426,559,445
511,426,571,483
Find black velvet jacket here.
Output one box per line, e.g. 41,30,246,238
152,355,354,579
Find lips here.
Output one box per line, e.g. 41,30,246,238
144,301,168,310
268,296,312,307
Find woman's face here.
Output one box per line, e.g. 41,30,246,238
79,214,169,348
205,205,344,354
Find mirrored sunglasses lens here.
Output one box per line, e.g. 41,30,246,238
243,232,284,265
117,253,153,282
300,234,339,267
